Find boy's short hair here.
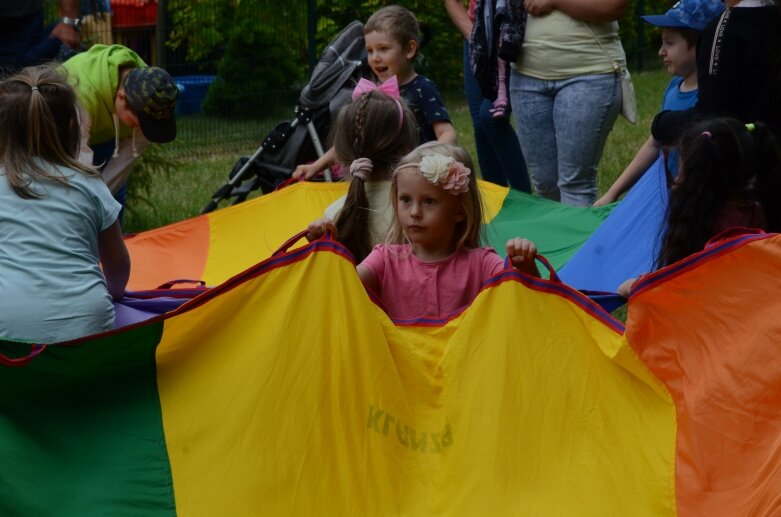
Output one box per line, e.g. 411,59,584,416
667,27,700,48
364,5,420,58
641,0,724,32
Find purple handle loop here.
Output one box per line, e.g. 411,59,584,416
156,279,207,290
504,252,560,282
273,229,336,257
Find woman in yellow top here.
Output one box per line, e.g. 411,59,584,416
510,0,627,206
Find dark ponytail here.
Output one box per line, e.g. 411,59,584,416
657,118,757,267
335,177,372,261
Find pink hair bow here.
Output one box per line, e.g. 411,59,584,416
351,76,401,101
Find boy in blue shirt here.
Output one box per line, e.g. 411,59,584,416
594,0,725,206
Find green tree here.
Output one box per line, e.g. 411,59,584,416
163,0,673,121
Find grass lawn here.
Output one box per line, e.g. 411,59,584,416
123,67,670,234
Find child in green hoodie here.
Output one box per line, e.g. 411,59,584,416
62,44,179,208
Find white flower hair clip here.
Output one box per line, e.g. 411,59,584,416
394,154,471,195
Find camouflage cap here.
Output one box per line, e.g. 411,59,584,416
641,0,725,32
124,66,179,144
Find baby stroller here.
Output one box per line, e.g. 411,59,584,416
202,21,368,214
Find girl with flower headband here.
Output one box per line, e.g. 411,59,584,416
354,142,540,321
618,117,781,297
305,87,418,262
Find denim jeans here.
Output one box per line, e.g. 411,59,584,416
91,140,126,224
463,42,530,193
509,71,621,206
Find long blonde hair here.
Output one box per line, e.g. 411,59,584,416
387,142,484,250
0,65,98,199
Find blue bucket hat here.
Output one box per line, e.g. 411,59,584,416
641,0,725,32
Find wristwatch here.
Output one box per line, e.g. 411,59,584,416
60,16,82,31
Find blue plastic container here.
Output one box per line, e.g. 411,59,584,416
174,75,216,116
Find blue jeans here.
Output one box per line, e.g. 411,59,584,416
509,71,621,206
463,42,530,193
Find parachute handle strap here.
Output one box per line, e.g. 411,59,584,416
705,227,766,250
0,344,47,367
503,252,560,283
156,279,207,290
273,229,337,256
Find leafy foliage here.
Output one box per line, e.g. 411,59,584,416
125,144,179,218
166,0,238,63
621,0,676,69
167,0,306,118
163,0,673,122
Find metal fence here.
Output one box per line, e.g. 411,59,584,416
44,0,314,162
43,0,665,163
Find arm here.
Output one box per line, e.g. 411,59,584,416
524,0,626,23
292,146,337,180
594,136,661,206
99,220,131,300
617,277,637,298
506,238,541,277
356,265,378,293
444,0,473,39
101,131,150,194
433,121,458,144
651,108,695,145
50,0,81,49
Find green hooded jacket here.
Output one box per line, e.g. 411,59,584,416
62,44,147,145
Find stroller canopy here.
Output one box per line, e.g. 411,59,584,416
300,20,366,110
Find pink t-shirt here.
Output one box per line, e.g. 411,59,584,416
468,0,476,22
359,244,505,321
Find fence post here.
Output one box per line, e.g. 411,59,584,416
308,0,317,76
156,0,167,68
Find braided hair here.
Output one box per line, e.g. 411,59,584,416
330,89,417,261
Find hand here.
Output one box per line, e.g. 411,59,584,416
50,22,81,50
506,238,541,277
292,163,320,180
306,217,336,241
524,0,556,17
617,277,637,298
593,192,616,207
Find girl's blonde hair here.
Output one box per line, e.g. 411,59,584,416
331,89,418,262
387,142,484,250
0,65,98,199
364,5,420,60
